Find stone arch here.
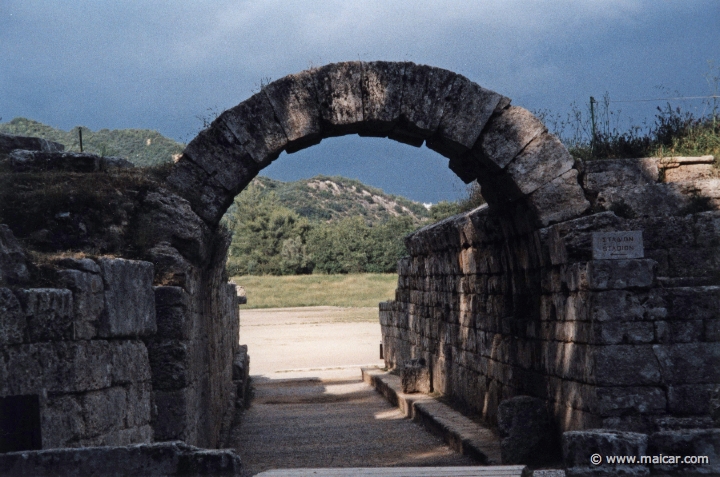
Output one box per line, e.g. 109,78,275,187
167,61,589,227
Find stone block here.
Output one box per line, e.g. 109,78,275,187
526,169,590,227
111,340,151,385
427,74,505,156
652,343,720,385
98,258,156,338
497,395,557,465
0,132,64,154
667,384,715,415
153,389,189,441
586,259,656,290
712,385,720,426
312,61,365,135
154,286,191,340
262,69,322,151
648,429,720,476
0,441,241,476
57,269,104,339
401,358,431,393
391,63,456,144
41,393,85,448
582,158,659,194
0,288,24,345
0,224,30,286
219,91,289,166
82,386,128,437
7,150,101,172
563,429,648,476
505,133,575,196
594,183,690,217
592,345,661,386
478,106,547,171
15,289,74,342
360,61,409,135
147,339,189,390
593,386,667,416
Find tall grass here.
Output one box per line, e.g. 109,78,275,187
231,273,398,308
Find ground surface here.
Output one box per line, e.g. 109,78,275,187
232,274,398,308
230,306,476,476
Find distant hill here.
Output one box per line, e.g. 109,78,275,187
0,117,184,167
246,175,431,225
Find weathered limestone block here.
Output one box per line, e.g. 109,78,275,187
526,169,590,227
153,389,189,441
505,133,575,195
568,259,656,291
147,339,189,390
0,224,30,286
146,242,201,295
0,288,24,345
401,358,431,393
57,268,104,340
0,132,64,154
179,123,261,194
0,340,150,398
563,429,648,477
41,393,85,448
478,106,547,170
15,289,74,342
427,74,506,157
592,386,667,416
263,69,322,151
313,61,365,135
582,158,659,194
648,429,720,476
164,156,215,221
360,61,409,135
592,345,662,386
79,425,153,448
652,343,720,385
219,91,289,166
154,286,191,340
82,386,128,437
497,395,556,465
98,258,156,338
595,183,691,217
711,385,720,425
391,63,456,145
0,441,242,477
667,384,716,415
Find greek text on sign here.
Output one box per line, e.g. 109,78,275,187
592,231,644,260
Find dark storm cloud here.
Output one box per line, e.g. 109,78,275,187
1,1,718,202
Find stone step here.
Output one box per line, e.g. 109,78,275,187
361,367,503,466
254,465,531,476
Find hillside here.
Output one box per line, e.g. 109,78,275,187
245,175,431,225
0,117,184,167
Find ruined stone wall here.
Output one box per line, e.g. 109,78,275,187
381,157,720,437
0,140,242,450
0,252,155,450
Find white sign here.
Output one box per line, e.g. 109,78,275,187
592,231,644,260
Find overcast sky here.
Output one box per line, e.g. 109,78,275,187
2,1,718,202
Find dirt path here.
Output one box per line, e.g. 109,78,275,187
229,306,476,476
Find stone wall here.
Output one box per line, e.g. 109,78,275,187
381,157,720,439
0,254,156,450
1,138,242,450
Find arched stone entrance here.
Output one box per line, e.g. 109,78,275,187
167,61,589,227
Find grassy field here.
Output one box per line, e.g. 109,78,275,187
231,273,398,309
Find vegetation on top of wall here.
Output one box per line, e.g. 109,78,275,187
0,117,184,167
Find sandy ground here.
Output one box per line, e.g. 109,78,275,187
231,306,475,476
239,306,386,380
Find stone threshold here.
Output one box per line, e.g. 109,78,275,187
362,367,506,467
255,465,531,476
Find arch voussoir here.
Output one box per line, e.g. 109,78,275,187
478,106,548,171
426,75,509,158
359,61,409,136
388,64,456,147
219,92,288,167
312,61,365,136
261,70,323,153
